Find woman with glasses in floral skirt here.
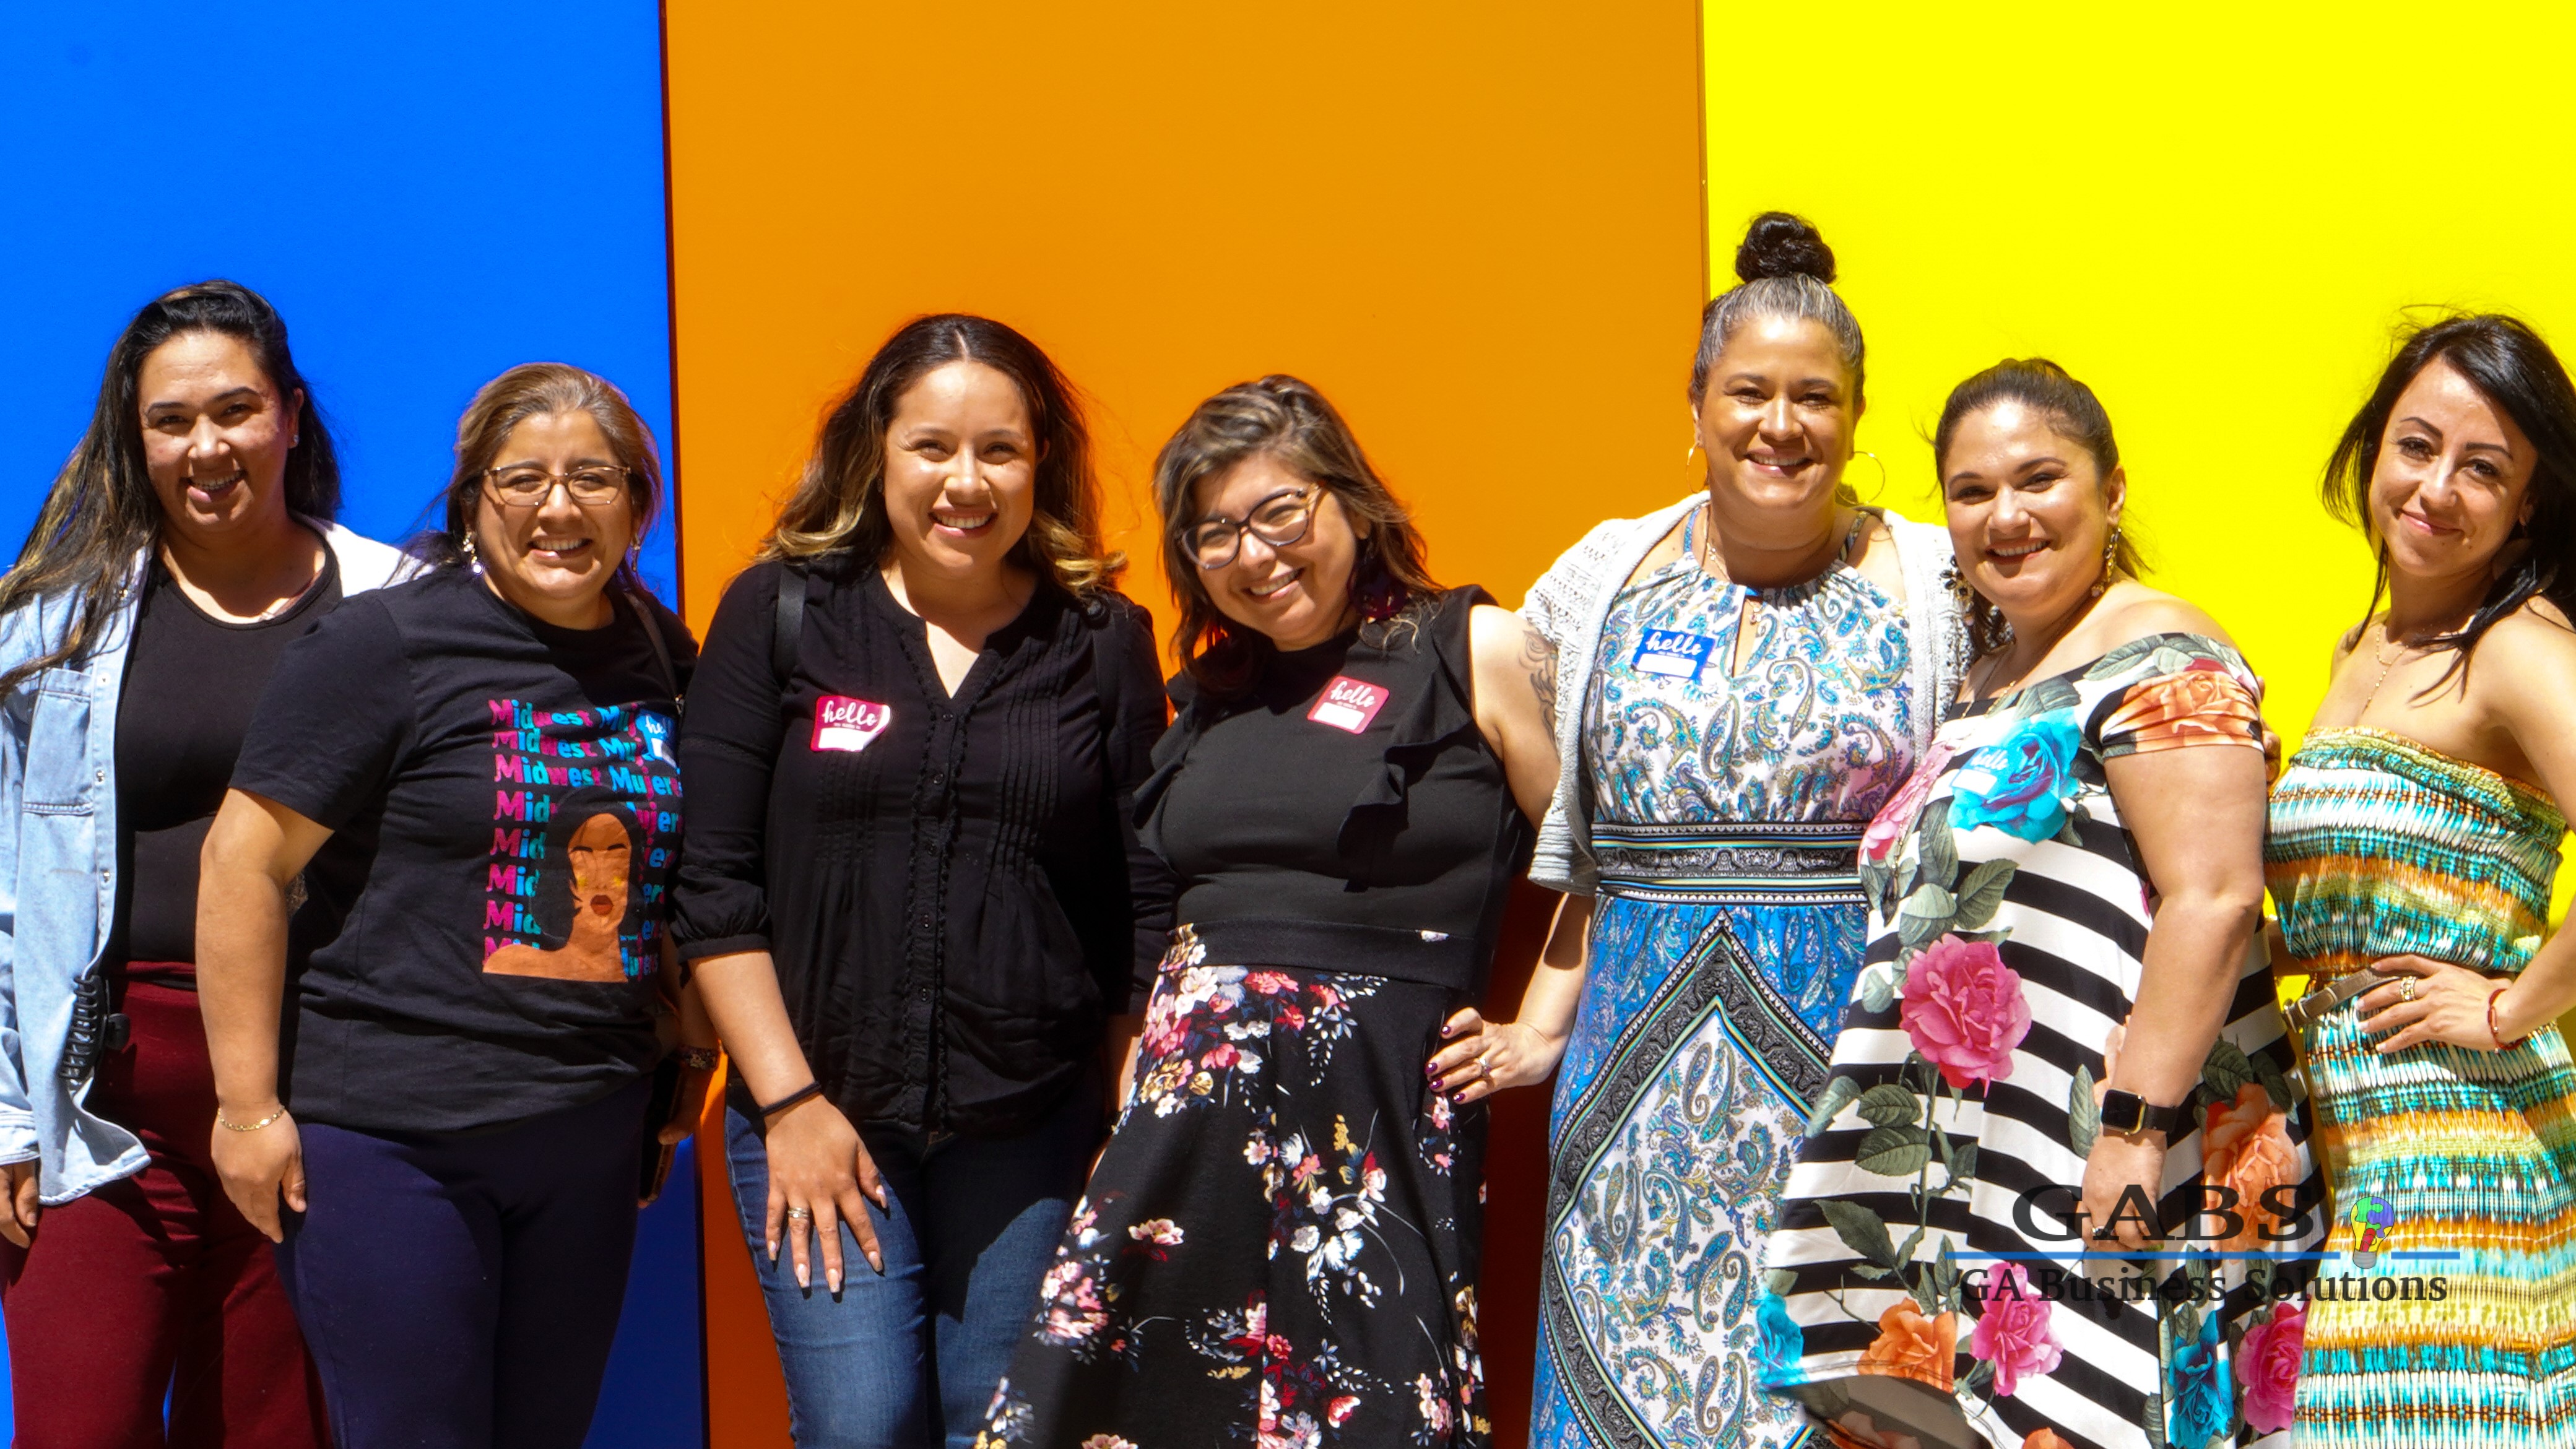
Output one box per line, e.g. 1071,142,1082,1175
979,375,1559,1449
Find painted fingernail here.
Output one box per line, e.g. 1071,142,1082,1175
796,1264,810,1289
828,1270,843,1293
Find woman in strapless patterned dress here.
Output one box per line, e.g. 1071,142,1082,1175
2266,313,2576,1449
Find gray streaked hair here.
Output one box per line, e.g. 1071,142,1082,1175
1688,211,1866,406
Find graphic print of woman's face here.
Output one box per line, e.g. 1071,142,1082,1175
565,812,631,922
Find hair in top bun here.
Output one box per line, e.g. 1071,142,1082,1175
1691,210,1864,410
1735,210,1837,285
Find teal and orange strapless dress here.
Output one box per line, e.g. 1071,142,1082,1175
2265,726,2576,1448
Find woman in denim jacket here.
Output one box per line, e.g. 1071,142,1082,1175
0,281,412,1446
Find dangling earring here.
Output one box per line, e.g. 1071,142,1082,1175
460,530,482,570
2088,526,2121,600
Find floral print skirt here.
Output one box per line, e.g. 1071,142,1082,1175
978,949,1490,1449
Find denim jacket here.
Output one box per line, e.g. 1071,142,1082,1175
0,520,417,1204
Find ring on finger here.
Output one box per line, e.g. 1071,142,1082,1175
2401,978,2418,1002
784,1206,813,1222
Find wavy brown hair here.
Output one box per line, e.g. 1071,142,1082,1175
1153,376,1440,695
411,363,664,589
1,280,339,694
764,314,1119,595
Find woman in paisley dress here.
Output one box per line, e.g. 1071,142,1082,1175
1432,212,1964,1449
2264,314,2576,1449
978,376,1559,1449
1763,360,2319,1449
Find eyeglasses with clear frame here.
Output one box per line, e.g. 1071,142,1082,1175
482,465,631,509
1181,485,1318,570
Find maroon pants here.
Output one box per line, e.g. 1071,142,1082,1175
0,972,329,1448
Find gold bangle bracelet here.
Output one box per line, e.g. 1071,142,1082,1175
217,1106,288,1133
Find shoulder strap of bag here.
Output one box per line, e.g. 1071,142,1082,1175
773,560,807,685
625,586,682,703
1089,595,1129,751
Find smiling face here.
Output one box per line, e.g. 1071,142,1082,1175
472,410,638,628
1188,452,1361,652
1940,400,2126,629
563,812,631,927
136,331,302,550
2368,358,2536,589
1695,314,1861,527
880,360,1038,582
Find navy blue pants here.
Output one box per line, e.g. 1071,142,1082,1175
274,1074,650,1449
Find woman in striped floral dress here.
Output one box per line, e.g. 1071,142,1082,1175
1763,360,2320,1449
2266,313,2576,1449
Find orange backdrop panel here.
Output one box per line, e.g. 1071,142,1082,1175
664,3,1706,1443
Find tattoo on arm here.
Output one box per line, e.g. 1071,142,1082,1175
1522,629,1559,726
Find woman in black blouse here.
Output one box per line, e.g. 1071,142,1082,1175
673,314,1173,1448
976,376,1558,1449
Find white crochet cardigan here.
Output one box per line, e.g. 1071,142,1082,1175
1519,496,1967,894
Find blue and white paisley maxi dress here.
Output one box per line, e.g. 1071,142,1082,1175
1533,541,1936,1449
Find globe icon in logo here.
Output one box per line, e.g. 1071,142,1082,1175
2349,1191,2398,1268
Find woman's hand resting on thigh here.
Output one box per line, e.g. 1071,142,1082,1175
209,1108,306,1244
765,1095,887,1294
0,1159,39,1247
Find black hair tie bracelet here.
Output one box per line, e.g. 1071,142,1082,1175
759,1081,825,1120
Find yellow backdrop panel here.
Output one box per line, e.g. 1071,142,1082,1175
1702,0,2576,922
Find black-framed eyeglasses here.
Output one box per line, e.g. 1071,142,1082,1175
1180,486,1317,570
482,465,631,509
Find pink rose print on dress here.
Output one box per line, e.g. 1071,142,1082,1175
2234,1298,2305,1434
1862,740,1956,865
1900,934,2032,1091
1969,1261,2062,1398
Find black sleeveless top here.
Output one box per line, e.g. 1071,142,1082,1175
1138,587,1533,996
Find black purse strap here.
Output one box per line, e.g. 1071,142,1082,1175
773,560,807,684
624,586,682,703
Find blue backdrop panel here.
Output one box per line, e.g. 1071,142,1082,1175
0,7,700,1445
2,2,681,602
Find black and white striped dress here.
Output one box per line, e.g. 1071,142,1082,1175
1758,634,2320,1449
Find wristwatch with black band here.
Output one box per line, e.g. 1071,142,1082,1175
2098,1089,2190,1139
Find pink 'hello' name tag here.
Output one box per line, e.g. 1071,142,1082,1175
1307,676,1390,734
812,696,893,753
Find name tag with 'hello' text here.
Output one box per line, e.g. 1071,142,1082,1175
812,696,893,753
1631,628,1715,679
1308,676,1390,734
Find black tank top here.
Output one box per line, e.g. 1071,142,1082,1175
1139,586,1533,995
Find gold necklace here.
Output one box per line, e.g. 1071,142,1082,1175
2357,621,2435,718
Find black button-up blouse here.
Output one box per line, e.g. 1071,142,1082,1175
670,555,1175,1136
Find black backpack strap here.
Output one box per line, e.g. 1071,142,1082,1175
1089,596,1129,747
624,586,682,703
773,560,807,684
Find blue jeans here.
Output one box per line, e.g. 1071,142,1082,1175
724,1090,1095,1449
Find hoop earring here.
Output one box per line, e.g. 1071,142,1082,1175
1849,449,1889,502
2088,526,2120,600
1685,440,1701,467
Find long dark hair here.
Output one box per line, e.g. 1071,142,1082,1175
766,314,1119,595
1152,375,1441,696
2325,313,2576,688
0,280,339,693
412,363,664,590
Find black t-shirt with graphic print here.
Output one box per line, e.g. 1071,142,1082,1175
231,565,694,1134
